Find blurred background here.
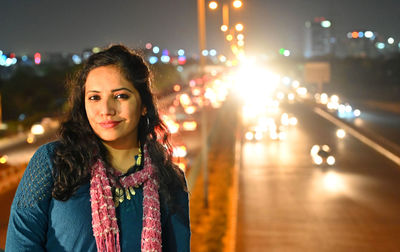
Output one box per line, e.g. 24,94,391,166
1,0,400,251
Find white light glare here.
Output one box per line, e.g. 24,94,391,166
331,95,339,103
327,156,336,165
173,146,187,158
323,172,344,192
153,46,160,54
255,131,263,141
283,50,290,57
276,92,285,100
336,129,346,139
320,93,328,104
321,20,331,28
322,145,330,152
278,131,287,140
160,55,170,63
289,117,298,126
149,56,158,64
388,37,395,44
364,31,374,39
234,63,280,104
31,124,45,135
296,87,307,96
314,156,323,165
310,145,320,155
178,49,185,56
282,76,291,85
209,49,217,56
219,55,227,62
245,131,254,141
376,42,385,50
353,109,361,117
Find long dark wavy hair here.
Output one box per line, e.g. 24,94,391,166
52,45,187,207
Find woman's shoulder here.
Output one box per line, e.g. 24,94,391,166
26,140,61,171
33,140,61,159
13,141,61,209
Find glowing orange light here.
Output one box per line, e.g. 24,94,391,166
184,106,197,115
178,162,186,171
0,155,8,164
183,121,198,131
27,136,34,144
173,84,181,92
179,93,191,106
352,31,359,39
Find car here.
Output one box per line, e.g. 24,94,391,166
310,144,336,166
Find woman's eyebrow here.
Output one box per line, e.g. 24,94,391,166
111,87,134,93
86,90,100,93
86,88,134,93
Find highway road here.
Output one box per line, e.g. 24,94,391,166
236,101,400,251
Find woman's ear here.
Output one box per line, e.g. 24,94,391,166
141,106,147,116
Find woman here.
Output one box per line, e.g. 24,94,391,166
6,45,190,251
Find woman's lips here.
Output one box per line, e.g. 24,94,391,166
99,121,122,129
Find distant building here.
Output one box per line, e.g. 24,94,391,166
341,30,379,58
304,17,334,58
338,30,400,58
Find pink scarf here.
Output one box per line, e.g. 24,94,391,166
90,145,162,252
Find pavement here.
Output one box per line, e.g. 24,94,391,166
233,101,400,251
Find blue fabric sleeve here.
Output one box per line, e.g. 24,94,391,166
162,174,191,252
170,189,191,252
5,143,55,252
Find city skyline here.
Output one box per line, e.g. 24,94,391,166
1,0,400,57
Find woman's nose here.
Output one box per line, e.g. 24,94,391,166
100,98,116,116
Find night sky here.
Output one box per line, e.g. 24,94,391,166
1,0,399,57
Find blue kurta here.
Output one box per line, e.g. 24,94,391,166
5,142,190,251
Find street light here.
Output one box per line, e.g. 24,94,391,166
235,23,244,32
233,0,243,8
220,24,228,32
208,1,218,10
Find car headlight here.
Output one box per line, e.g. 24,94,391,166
327,156,336,165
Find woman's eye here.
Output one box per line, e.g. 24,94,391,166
88,95,100,101
115,94,130,99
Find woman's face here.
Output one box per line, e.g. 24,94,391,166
84,65,145,149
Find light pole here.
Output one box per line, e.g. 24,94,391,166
197,0,209,208
197,0,244,208
198,0,207,71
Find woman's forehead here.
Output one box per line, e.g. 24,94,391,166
85,66,134,91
